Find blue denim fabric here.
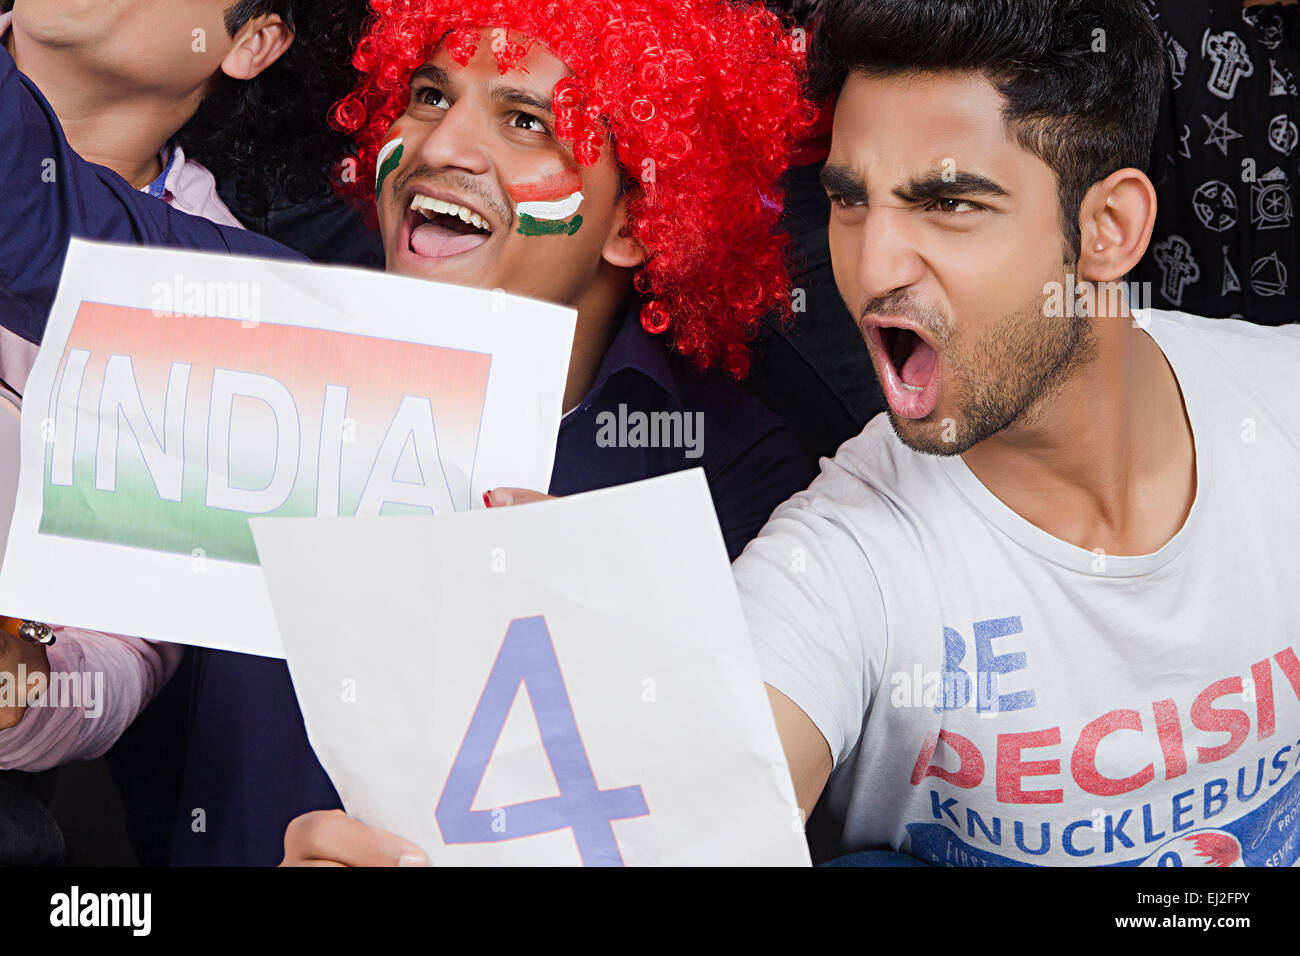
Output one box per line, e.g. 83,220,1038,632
819,850,930,867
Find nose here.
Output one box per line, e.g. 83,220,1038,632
411,99,492,177
847,206,926,313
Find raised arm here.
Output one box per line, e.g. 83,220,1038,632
0,41,298,371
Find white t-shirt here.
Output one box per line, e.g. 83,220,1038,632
734,309,1300,867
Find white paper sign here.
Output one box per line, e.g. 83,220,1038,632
250,470,811,866
0,239,574,657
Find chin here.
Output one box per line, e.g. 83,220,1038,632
887,415,968,457
884,400,992,458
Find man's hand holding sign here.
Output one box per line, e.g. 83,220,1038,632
278,483,831,866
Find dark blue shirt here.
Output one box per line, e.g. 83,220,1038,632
1,42,816,867
0,46,300,349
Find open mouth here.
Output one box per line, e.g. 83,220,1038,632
881,326,937,391
406,194,494,260
867,323,941,420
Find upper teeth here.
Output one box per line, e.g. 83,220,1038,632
410,195,489,231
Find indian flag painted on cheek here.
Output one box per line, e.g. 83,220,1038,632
375,137,404,198
508,168,584,236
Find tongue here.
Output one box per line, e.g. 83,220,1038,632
899,338,937,388
411,221,488,258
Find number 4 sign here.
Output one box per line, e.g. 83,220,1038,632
435,615,649,865
253,470,812,867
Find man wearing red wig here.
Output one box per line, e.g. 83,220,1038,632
0,0,816,864
171,0,819,865
333,0,813,384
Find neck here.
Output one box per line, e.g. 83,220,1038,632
958,304,1196,556
3,25,204,189
561,270,630,413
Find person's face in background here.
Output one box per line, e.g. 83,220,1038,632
9,0,289,94
375,30,643,308
823,70,1095,456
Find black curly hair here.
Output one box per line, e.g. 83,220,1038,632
175,0,375,218
762,0,823,28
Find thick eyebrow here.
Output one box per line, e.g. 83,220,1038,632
820,163,867,203
410,64,450,89
491,85,555,116
409,64,555,117
894,170,1009,204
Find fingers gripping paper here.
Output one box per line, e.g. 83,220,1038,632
249,471,811,866
0,240,574,657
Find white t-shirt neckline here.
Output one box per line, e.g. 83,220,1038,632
930,311,1214,578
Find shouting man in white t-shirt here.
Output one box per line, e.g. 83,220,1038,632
736,0,1300,866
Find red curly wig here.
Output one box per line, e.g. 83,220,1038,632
331,0,816,378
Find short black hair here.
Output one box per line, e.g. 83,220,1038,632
222,0,295,36
809,0,1165,261
177,0,373,217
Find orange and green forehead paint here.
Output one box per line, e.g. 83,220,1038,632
508,168,584,236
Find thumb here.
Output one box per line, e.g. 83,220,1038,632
483,487,555,508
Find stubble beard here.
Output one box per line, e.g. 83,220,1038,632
887,282,1099,457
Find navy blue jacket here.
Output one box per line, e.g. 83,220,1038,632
0,46,300,350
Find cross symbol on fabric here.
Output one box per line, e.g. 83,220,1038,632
1206,31,1255,99
1153,236,1200,306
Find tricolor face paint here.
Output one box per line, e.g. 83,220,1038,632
377,35,629,306
508,168,584,236
376,137,405,199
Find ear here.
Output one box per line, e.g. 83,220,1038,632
600,190,649,270
220,15,294,82
1076,167,1157,284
